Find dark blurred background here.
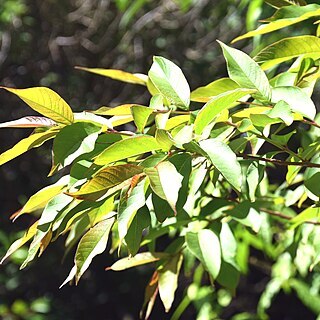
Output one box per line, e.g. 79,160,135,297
0,0,319,319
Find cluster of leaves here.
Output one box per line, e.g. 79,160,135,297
1,0,320,318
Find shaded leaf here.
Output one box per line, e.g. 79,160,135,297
265,0,307,8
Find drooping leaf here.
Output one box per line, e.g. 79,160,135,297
148,56,190,110
190,78,240,103
93,104,139,116
199,139,242,191
271,86,316,119
218,41,271,101
2,87,74,124
0,129,57,166
254,36,320,70
0,116,56,128
94,135,161,165
125,206,151,256
50,122,101,175
75,66,147,85
118,178,147,240
131,105,154,133
264,0,307,8
144,161,183,214
74,217,115,283
13,175,69,220
70,164,143,199
186,229,221,279
194,88,254,135
106,252,169,271
232,4,320,42
0,221,38,264
158,253,183,312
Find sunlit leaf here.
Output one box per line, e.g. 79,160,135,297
106,252,169,271
0,129,57,166
0,116,56,128
186,229,221,279
2,87,74,124
131,105,153,132
190,78,240,103
232,4,320,42
75,66,147,85
254,36,320,69
148,56,190,110
194,88,254,135
94,135,161,165
218,41,271,101
199,139,242,191
144,161,183,214
264,0,306,8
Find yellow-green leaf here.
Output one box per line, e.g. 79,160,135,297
0,129,57,166
254,36,320,70
75,67,147,85
2,87,74,124
0,116,56,128
131,105,153,132
94,135,162,165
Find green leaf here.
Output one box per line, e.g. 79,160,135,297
0,129,57,166
155,129,174,151
50,122,101,175
158,253,183,312
219,223,237,265
14,176,69,220
254,36,320,70
218,41,271,101
264,0,306,8
75,66,147,85
186,229,221,279
194,88,254,135
131,105,153,132
70,164,143,199
232,4,320,42
0,221,38,264
190,78,240,103
94,135,161,165
93,104,139,116
271,86,316,119
165,115,190,130
216,261,240,291
2,87,74,124
106,252,169,271
291,207,320,229
148,56,190,110
199,139,242,191
118,178,147,240
74,217,115,283
144,161,183,214
125,206,151,256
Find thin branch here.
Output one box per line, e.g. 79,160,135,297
237,153,320,168
260,208,320,226
302,119,320,129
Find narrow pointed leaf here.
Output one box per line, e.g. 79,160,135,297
144,161,183,214
75,67,147,85
0,116,56,128
0,129,57,166
254,36,320,69
194,88,254,135
1,221,38,264
190,78,240,103
158,254,183,312
218,41,271,101
106,252,169,271
148,56,190,110
94,135,161,165
70,164,143,198
74,218,115,283
2,87,74,124
186,229,221,279
265,0,307,8
232,4,320,42
199,139,242,191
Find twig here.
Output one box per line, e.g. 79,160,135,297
237,153,320,168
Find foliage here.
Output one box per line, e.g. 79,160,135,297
1,0,320,319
